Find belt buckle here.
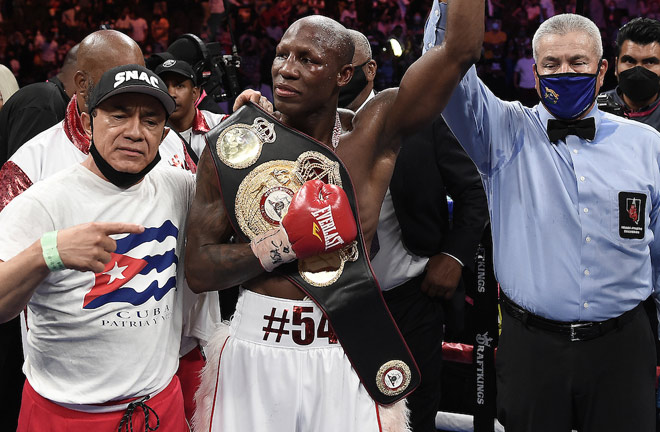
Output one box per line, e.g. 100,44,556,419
569,323,590,341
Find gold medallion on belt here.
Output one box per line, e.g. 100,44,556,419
230,146,359,287
215,117,277,169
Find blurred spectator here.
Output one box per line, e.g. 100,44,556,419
513,46,537,106
129,11,149,45
487,0,505,18
114,7,132,34
525,0,542,23
513,26,532,56
207,0,226,43
39,32,58,67
340,1,358,25
61,2,79,29
151,12,170,52
540,0,556,19
265,17,284,41
0,0,649,112
589,0,605,29
0,44,77,165
238,33,273,101
484,19,506,60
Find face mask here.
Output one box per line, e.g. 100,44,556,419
89,142,161,188
618,66,660,103
536,62,601,120
338,60,369,108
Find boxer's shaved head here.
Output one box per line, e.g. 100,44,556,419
348,29,372,65
285,16,355,66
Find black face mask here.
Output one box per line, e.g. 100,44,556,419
618,66,660,103
338,60,370,108
89,142,161,189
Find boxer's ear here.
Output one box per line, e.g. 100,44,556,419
337,64,353,86
365,59,377,82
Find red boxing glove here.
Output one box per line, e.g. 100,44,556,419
250,180,357,272
282,180,357,258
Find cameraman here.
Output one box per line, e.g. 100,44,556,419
599,17,660,128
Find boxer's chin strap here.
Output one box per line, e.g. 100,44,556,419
89,142,161,189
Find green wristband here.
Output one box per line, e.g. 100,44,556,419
40,231,66,271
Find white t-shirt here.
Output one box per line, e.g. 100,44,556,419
178,109,225,161
370,189,429,290
0,164,195,404
2,113,221,358
7,118,193,189
129,17,149,43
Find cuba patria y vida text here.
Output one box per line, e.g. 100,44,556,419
101,304,172,327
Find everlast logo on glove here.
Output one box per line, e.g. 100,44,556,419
251,180,357,272
311,205,345,250
618,191,646,239
281,180,357,259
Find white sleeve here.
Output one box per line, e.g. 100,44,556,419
0,193,54,262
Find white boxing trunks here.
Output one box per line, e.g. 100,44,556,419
202,288,385,432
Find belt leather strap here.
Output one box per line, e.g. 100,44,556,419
204,103,420,405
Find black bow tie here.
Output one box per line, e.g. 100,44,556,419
546,117,596,143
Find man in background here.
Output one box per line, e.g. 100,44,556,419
156,59,224,164
0,44,78,165
599,17,660,129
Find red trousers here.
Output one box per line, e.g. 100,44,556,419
176,345,206,423
17,376,188,432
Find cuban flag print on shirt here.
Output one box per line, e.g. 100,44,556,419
82,220,179,309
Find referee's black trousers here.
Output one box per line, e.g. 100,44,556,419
496,303,656,432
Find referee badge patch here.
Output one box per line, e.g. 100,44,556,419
618,192,646,239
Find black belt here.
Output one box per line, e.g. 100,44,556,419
500,293,642,342
205,102,420,405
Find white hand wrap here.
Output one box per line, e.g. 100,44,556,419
250,227,298,272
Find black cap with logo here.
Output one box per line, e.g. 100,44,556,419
155,59,198,86
88,64,176,116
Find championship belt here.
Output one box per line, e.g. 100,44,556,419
205,102,420,405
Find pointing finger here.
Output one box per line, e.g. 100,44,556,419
98,222,145,236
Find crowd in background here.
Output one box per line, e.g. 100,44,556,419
0,0,647,105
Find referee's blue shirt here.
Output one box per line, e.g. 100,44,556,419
425,1,660,322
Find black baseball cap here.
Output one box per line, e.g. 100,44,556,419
88,64,176,116
155,59,198,86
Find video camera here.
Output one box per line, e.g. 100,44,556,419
596,93,625,117
146,33,241,103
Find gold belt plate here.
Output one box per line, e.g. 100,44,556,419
235,151,358,286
